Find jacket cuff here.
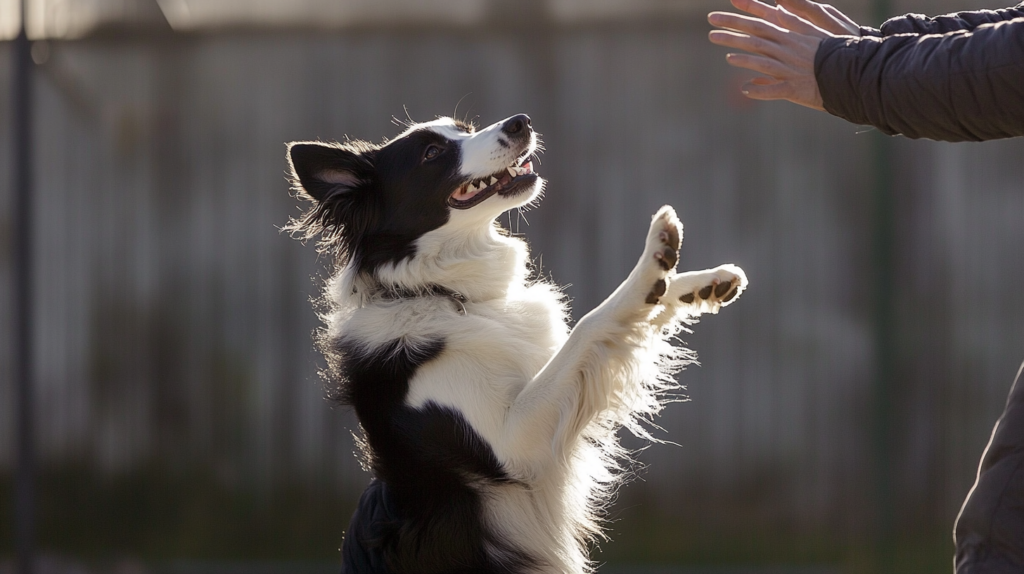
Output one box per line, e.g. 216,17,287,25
814,36,898,135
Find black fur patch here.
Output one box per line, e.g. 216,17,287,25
333,338,537,574
287,127,465,273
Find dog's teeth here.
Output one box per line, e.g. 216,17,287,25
471,182,482,192
489,176,498,185
507,167,516,177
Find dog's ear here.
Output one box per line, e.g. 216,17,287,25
285,141,378,256
288,142,372,202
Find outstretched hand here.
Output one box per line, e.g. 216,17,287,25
708,0,861,110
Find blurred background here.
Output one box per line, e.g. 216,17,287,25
2,0,1024,572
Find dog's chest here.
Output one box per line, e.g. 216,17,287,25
411,293,565,447
345,286,566,449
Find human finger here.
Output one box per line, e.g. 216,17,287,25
709,11,784,35
729,0,798,38
724,52,798,80
772,5,832,37
775,0,838,28
709,30,785,63
822,4,861,34
710,10,826,46
776,0,859,35
708,12,795,48
726,0,783,24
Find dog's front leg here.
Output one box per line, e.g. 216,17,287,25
501,207,686,478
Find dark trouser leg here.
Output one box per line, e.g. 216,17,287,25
954,361,1024,573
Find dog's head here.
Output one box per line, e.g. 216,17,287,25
286,114,542,271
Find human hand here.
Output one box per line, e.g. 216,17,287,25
707,0,860,110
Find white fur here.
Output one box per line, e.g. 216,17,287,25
323,117,747,573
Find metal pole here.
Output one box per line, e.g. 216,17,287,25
870,0,896,572
871,130,896,573
12,0,36,572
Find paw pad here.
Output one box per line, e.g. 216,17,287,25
644,215,682,305
646,279,667,304
659,227,680,251
654,246,677,271
681,277,741,306
652,225,680,272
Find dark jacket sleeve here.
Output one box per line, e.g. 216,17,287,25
815,18,1024,141
879,2,1024,35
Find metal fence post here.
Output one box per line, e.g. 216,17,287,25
12,0,36,572
870,1,897,570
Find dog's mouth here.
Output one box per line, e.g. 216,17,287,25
447,156,539,210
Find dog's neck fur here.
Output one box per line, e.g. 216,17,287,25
335,220,531,311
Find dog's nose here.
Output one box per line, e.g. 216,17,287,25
501,114,532,137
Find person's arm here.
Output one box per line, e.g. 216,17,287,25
817,19,1024,141
876,2,1024,35
709,0,1024,142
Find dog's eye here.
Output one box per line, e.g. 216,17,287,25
423,145,444,162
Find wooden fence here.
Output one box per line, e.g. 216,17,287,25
1,15,1023,563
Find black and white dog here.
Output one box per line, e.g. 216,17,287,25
286,114,747,574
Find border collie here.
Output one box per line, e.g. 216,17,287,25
286,114,747,574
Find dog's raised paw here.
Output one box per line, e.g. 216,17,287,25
642,207,683,304
669,264,746,314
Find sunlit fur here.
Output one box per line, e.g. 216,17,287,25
287,115,747,573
